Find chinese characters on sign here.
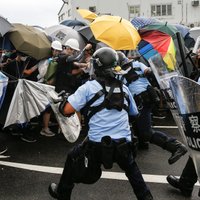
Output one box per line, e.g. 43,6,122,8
181,113,200,151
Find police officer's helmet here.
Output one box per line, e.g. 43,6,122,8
117,51,133,69
92,47,118,78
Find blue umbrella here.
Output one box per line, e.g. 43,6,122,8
0,72,8,110
0,35,15,50
171,24,190,38
131,16,159,29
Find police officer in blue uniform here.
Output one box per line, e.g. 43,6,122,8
48,47,154,200
117,51,187,165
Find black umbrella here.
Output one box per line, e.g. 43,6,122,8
61,19,87,27
78,25,98,44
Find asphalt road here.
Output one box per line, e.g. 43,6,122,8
0,112,199,200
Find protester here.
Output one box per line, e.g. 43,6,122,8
55,39,92,94
48,47,154,200
39,40,62,137
117,51,187,164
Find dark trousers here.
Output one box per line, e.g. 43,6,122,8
56,142,152,200
135,104,176,149
180,156,198,186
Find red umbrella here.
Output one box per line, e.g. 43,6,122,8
139,30,176,70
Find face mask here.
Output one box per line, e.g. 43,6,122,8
21,56,27,61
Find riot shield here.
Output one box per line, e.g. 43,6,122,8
148,53,187,143
170,76,200,185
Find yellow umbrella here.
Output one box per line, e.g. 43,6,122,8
90,15,141,50
77,9,98,22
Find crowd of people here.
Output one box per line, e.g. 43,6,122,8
0,37,200,199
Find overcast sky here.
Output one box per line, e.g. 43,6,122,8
0,0,63,28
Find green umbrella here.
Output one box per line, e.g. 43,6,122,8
141,22,178,37
8,23,51,60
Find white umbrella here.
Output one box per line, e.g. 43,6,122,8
44,24,86,50
45,90,80,143
0,15,13,37
4,79,80,143
4,79,55,127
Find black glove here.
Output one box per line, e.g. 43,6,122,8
58,90,69,117
58,99,68,117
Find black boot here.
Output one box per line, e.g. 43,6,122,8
167,141,187,165
167,175,193,197
150,131,187,164
49,183,59,199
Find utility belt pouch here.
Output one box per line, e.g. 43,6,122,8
134,94,143,110
146,85,160,104
134,90,150,108
131,135,138,158
116,139,130,158
70,144,87,182
70,142,102,184
101,136,114,169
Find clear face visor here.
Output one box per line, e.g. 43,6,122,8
88,58,95,78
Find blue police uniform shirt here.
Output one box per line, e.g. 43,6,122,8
68,79,138,142
128,61,151,96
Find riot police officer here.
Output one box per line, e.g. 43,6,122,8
48,47,154,200
117,51,187,165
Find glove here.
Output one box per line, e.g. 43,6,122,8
58,98,68,117
58,90,69,117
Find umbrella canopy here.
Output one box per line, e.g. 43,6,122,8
139,30,176,70
0,36,15,50
90,15,141,50
7,23,51,60
0,72,8,109
4,79,55,127
4,79,80,142
0,15,13,37
189,27,200,41
77,8,98,22
171,23,190,39
141,22,178,37
45,24,86,50
61,19,87,27
131,16,159,30
46,90,80,143
78,25,98,43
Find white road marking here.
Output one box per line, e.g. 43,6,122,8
153,126,178,129
0,160,199,186
0,155,10,159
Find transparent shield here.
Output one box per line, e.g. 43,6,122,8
148,52,180,89
148,52,187,146
170,76,200,186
